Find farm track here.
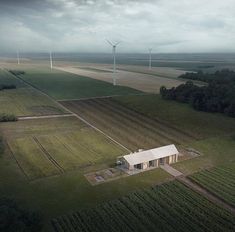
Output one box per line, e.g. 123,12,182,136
64,101,141,151
177,176,235,214
18,114,74,120
33,136,65,174
8,70,131,152
62,98,194,151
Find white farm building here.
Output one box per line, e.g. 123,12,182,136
118,144,179,171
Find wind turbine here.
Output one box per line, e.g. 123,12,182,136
17,50,20,65
148,48,152,70
107,40,121,86
49,51,53,69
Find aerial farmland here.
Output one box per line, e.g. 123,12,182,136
0,0,235,231
0,56,235,231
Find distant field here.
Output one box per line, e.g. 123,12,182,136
189,163,235,207
61,98,194,151
18,66,140,100
114,94,235,139
116,65,186,79
0,88,66,116
4,117,126,180
56,65,186,94
0,68,24,87
0,69,67,116
52,180,235,232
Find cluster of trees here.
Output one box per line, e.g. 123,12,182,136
179,69,235,83
0,114,18,122
8,70,25,76
160,69,235,118
0,84,16,91
0,198,43,231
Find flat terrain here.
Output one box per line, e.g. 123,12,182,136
52,181,235,232
61,98,194,151
16,65,141,100
189,163,235,207
0,60,235,231
56,65,186,93
114,95,235,139
1,117,126,180
0,68,67,116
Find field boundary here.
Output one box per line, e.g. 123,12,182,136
6,141,30,180
18,114,75,120
33,137,65,174
57,93,151,102
8,70,131,153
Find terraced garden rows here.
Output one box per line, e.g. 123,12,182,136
61,98,194,151
7,129,126,180
189,163,235,207
52,181,235,232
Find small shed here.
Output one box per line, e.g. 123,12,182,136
118,144,179,171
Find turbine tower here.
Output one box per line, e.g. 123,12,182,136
49,51,53,70
17,50,20,65
148,48,152,70
107,40,120,86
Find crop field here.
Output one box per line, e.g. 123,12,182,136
56,65,186,94
0,68,67,116
17,65,140,100
114,95,235,139
0,68,24,87
52,180,235,232
61,98,194,151
0,87,67,116
3,117,126,180
189,164,235,207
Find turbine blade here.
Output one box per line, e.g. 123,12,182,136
106,39,113,46
115,41,121,46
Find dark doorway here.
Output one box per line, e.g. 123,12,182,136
134,163,142,169
149,160,155,167
159,158,165,165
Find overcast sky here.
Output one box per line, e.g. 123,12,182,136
0,0,235,53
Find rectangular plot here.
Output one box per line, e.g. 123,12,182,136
8,137,59,180
36,135,91,170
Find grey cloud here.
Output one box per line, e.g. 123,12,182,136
0,0,235,53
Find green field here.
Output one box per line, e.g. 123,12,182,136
189,164,235,207
3,117,126,180
0,68,24,87
1,63,235,231
61,98,194,151
0,68,67,116
52,181,235,232
114,94,235,139
18,66,141,100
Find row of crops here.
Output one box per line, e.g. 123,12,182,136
62,98,193,151
189,163,235,207
52,181,235,232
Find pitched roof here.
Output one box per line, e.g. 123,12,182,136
123,144,179,166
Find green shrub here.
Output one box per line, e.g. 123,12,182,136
0,114,18,122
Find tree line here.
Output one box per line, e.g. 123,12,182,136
160,69,235,118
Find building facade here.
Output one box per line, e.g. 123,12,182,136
118,144,179,171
